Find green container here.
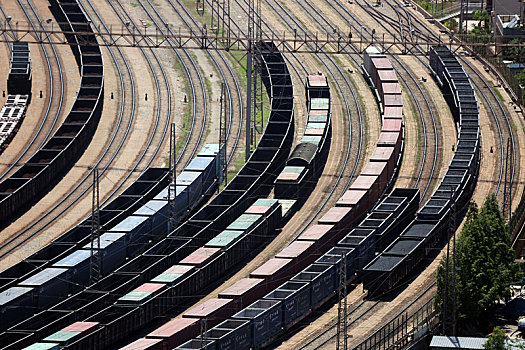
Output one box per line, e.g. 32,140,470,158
117,291,152,304
206,230,244,248
301,136,322,146
306,122,326,130
23,344,60,350
310,98,330,110
236,214,263,223
308,114,328,123
254,199,278,209
151,273,183,285
227,220,258,232
283,166,305,174
43,331,82,344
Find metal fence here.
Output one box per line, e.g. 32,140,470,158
351,299,437,350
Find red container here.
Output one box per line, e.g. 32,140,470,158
383,94,402,107
307,75,328,87
62,322,98,333
183,298,234,328
147,318,200,349
305,128,324,136
276,172,301,181
180,247,221,268
383,106,403,119
361,162,388,192
370,147,395,175
350,175,380,205
309,109,328,116
377,69,397,82
335,189,369,221
377,132,401,159
120,338,163,350
297,224,334,241
371,57,393,87
298,224,336,252
162,265,195,275
276,241,317,273
250,258,294,292
379,82,401,98
135,283,166,293
382,119,402,133
219,278,265,310
245,205,273,216
318,206,358,235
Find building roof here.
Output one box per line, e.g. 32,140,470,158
494,0,520,16
431,336,525,349
430,336,485,349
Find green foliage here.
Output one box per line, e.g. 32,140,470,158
484,327,507,350
444,18,458,31
435,194,521,331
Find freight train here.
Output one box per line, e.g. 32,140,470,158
0,42,31,152
56,48,407,350
0,0,104,226
0,144,223,329
152,47,475,350
0,41,294,349
274,74,331,199
361,45,480,294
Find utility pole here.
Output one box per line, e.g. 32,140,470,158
90,168,101,284
200,318,208,349
168,123,176,233
336,253,348,350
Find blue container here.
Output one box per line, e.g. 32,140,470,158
264,281,310,328
315,247,356,286
52,249,91,286
232,299,282,347
292,263,335,309
177,171,203,207
211,319,251,350
0,286,34,325
19,268,69,307
108,215,150,254
186,156,216,193
134,199,168,234
82,232,127,274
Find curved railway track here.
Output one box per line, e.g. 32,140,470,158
286,1,516,348
360,0,515,198
0,0,174,266
0,0,64,180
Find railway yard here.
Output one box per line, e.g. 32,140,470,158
0,0,523,349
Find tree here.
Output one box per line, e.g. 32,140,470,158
435,194,521,332
484,327,507,350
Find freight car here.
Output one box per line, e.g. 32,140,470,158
274,74,331,199
0,41,294,350
362,46,480,295
80,50,409,350
0,144,223,330
7,42,31,96
0,94,29,152
0,0,104,226
118,189,417,350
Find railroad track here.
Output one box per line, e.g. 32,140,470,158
0,0,175,267
367,0,516,200
142,0,243,166
304,0,441,202
284,1,516,347
0,0,64,180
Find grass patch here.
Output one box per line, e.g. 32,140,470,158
492,87,505,102
130,2,139,7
